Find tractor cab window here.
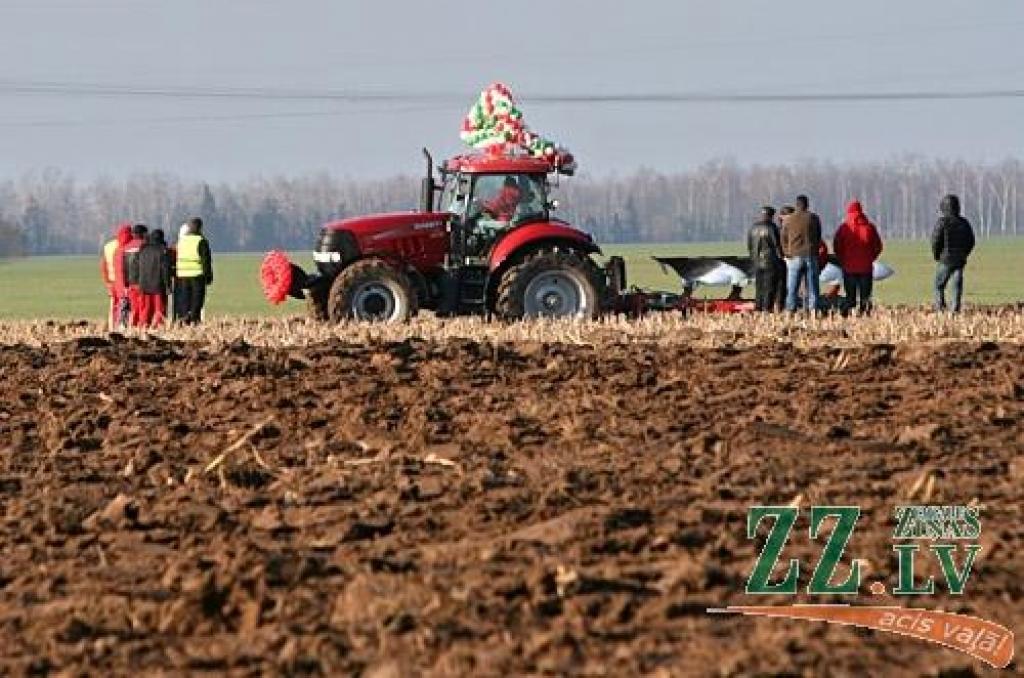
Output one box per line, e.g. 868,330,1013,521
512,175,546,225
470,173,547,227
459,173,549,258
441,173,469,215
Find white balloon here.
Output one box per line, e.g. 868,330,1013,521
695,263,748,287
873,261,895,281
819,262,843,284
820,261,895,283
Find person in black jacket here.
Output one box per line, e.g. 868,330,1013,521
747,206,785,311
775,205,795,309
931,194,975,313
175,217,214,325
136,229,173,327
121,223,148,327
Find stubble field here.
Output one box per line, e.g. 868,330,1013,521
0,312,1021,676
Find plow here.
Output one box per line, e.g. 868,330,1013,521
260,83,893,321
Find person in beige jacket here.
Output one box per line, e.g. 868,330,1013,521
780,195,823,311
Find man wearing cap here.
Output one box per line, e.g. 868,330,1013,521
137,229,174,327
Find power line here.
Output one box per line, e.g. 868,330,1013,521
526,90,1024,104
0,80,437,102
0,103,450,129
2,80,1024,105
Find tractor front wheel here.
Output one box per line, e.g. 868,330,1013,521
495,250,600,320
327,259,418,322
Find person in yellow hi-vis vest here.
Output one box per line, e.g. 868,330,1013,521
100,222,132,329
175,217,213,324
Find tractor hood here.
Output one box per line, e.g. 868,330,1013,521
322,211,451,271
325,211,450,238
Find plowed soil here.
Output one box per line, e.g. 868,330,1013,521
0,335,1021,676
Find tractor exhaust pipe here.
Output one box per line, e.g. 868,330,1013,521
420,147,435,213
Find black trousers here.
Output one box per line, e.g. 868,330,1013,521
843,273,873,314
171,282,185,321
177,277,207,324
772,263,787,311
754,266,783,312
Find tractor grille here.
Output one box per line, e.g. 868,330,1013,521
315,228,359,276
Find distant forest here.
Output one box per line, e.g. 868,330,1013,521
0,156,1021,256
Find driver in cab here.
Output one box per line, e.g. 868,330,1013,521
481,176,522,223
463,175,543,256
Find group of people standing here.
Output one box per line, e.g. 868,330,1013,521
748,193,976,314
100,217,213,329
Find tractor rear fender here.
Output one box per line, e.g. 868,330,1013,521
488,223,601,273
485,232,602,312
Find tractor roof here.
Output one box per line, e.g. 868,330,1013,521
444,153,554,175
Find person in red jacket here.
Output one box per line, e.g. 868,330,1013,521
482,176,522,223
120,223,148,327
101,223,132,329
834,201,883,315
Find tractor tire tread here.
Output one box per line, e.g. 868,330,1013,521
327,258,418,322
494,248,601,320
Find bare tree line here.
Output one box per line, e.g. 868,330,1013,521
0,156,1020,257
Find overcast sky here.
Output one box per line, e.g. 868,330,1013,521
1,0,1022,180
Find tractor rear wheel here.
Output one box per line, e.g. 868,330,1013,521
327,259,418,322
495,249,600,320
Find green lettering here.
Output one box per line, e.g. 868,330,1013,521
808,506,861,595
932,544,981,595
893,506,915,539
893,544,934,595
745,507,799,594
961,507,981,539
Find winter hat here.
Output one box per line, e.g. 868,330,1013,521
132,223,148,238
116,223,133,245
148,229,166,245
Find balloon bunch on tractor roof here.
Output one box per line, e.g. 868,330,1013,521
260,82,894,322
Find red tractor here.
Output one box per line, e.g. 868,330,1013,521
271,149,611,322
263,147,893,319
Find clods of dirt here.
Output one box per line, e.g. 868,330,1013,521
0,337,1020,675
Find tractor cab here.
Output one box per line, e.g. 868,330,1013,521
435,153,558,264
412,150,592,316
